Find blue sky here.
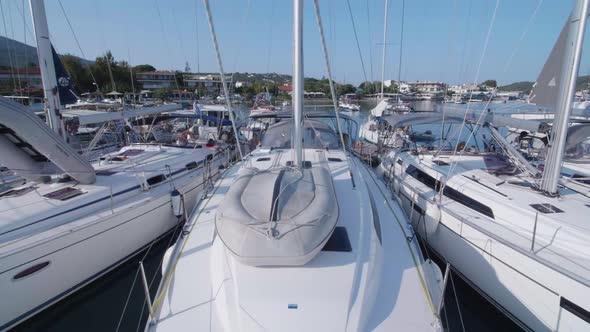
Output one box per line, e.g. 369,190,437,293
1,0,589,85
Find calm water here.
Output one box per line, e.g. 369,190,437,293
14,101,524,332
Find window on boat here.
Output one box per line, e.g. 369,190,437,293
146,174,167,186
185,161,198,170
443,186,495,219
405,165,494,219
530,203,564,214
13,261,50,280
261,120,340,150
322,227,352,252
0,186,37,198
43,187,84,201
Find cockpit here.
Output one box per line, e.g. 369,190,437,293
260,120,341,150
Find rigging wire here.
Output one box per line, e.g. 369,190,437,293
380,0,390,97
153,0,181,92
194,0,200,73
92,0,116,92
313,0,355,188
0,1,19,95
502,0,544,73
397,0,405,84
57,0,100,91
22,0,29,97
7,0,23,95
440,0,501,195
457,0,473,84
366,0,374,82
345,0,369,84
202,0,244,160
265,0,275,74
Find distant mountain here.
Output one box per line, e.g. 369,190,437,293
498,81,534,93
498,75,590,94
0,36,92,69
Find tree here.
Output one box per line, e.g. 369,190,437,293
482,79,497,88
337,84,356,96
133,64,156,73
154,87,172,101
61,54,95,93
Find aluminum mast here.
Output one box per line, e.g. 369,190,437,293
540,0,589,194
29,0,65,139
292,0,304,167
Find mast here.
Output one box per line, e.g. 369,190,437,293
540,0,589,194
293,0,304,167
29,0,65,139
379,0,389,99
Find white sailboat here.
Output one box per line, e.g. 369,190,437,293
144,1,442,330
376,2,590,330
0,1,235,329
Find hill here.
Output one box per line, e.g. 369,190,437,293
498,81,534,93
0,36,92,69
498,75,590,94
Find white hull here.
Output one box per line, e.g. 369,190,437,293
0,149,228,330
359,120,397,147
379,163,590,331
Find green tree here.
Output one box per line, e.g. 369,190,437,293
61,54,95,93
133,64,156,73
337,84,356,96
482,79,497,88
154,87,172,101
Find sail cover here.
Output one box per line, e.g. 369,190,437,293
528,16,570,110
51,45,77,105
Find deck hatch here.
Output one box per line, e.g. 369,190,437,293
322,227,352,252
328,157,342,162
530,203,563,214
43,187,84,200
0,186,37,198
432,160,449,166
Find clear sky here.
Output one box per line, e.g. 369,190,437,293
2,0,589,86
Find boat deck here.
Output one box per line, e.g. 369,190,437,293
150,148,439,331
0,144,221,246
410,153,590,287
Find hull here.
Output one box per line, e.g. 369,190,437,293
382,167,590,331
0,157,225,330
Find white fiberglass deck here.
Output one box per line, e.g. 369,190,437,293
0,144,222,245
149,148,439,332
395,153,590,285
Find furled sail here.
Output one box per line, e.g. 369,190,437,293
51,44,77,105
528,16,569,110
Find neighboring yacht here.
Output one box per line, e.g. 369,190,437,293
376,3,590,330
0,97,231,330
359,99,402,147
0,1,235,329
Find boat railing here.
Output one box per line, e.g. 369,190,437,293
386,166,589,282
